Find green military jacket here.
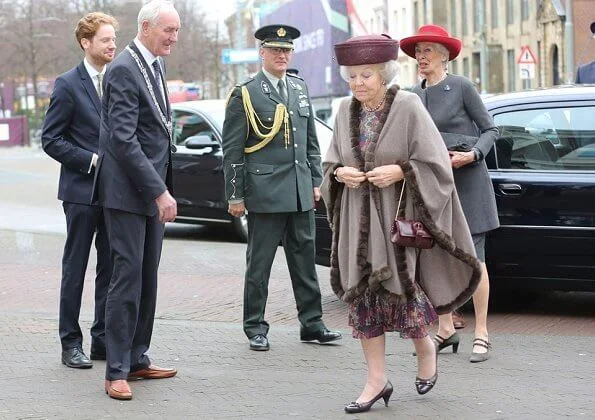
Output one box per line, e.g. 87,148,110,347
222,70,323,213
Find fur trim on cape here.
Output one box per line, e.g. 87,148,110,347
326,85,481,313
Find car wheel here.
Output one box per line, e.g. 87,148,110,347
232,213,248,242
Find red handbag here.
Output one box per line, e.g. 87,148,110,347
390,180,435,249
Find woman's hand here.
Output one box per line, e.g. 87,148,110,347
449,151,475,169
336,166,367,188
366,164,404,188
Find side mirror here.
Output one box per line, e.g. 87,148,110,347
184,135,219,149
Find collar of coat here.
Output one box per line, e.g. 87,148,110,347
325,85,481,312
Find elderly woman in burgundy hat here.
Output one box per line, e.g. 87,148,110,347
321,34,481,413
400,25,499,363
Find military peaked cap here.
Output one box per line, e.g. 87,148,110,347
255,24,300,49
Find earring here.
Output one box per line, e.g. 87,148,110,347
382,80,386,85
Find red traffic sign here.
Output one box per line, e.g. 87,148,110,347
517,45,537,64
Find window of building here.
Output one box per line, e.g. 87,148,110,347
414,1,419,30
506,0,514,25
491,0,499,28
462,0,468,35
473,0,485,33
507,49,516,91
450,0,457,35
521,0,529,20
463,57,470,78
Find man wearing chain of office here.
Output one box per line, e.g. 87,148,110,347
222,24,341,351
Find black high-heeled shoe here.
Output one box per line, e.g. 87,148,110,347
415,350,438,395
433,332,460,353
344,381,393,414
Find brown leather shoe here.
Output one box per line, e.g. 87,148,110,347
128,365,177,380
453,310,466,329
104,379,132,400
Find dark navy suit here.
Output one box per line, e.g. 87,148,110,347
575,61,595,84
92,41,173,380
41,61,110,355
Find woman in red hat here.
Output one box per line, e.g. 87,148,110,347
400,25,499,363
321,34,481,413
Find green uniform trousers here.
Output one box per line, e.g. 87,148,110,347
243,210,324,338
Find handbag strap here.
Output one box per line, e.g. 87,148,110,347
395,179,406,222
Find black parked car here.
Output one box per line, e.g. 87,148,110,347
171,100,333,241
315,86,595,292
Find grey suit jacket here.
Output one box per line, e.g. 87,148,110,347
92,42,173,216
575,61,595,84
412,74,499,234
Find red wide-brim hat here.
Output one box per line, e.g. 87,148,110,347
400,25,462,61
334,34,399,66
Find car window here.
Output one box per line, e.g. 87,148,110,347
493,105,595,171
314,118,332,159
172,110,217,146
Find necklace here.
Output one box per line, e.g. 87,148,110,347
427,72,448,87
363,89,387,112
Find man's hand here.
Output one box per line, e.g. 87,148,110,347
336,166,367,188
313,187,321,202
155,190,177,223
449,151,475,169
228,202,246,217
366,164,404,188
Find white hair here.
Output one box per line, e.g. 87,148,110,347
137,0,175,33
339,60,400,85
428,42,450,71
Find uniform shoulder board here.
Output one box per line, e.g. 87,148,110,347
239,76,255,86
287,73,303,81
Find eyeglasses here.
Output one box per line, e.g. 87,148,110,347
266,47,293,55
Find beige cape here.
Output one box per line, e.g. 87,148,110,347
321,86,481,313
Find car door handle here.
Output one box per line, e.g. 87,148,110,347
497,183,523,195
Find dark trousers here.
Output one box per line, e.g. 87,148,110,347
103,208,164,380
243,210,324,338
59,202,110,352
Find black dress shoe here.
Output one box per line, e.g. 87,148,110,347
249,334,270,351
90,351,106,361
300,328,342,344
90,342,106,360
62,347,93,369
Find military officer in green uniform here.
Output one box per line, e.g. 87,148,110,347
222,24,342,351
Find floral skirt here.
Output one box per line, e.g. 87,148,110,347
348,283,438,339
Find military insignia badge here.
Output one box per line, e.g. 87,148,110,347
261,81,271,94
277,27,286,37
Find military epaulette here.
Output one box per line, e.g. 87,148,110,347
239,76,255,86
287,73,304,81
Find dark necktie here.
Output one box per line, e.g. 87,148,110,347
277,79,288,104
152,59,164,101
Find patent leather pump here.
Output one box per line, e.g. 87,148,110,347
415,351,438,395
344,381,393,414
433,332,460,353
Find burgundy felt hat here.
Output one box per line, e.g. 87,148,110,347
400,25,462,61
334,34,399,66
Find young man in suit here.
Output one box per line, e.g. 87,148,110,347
92,0,179,400
41,12,118,369
222,25,341,352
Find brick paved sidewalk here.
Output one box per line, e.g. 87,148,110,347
0,314,593,419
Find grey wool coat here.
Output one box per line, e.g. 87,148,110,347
412,74,500,234
321,86,482,314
